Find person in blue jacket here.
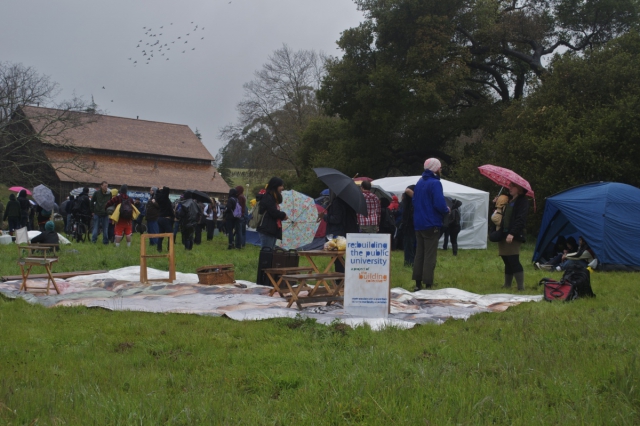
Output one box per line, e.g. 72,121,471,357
412,158,449,291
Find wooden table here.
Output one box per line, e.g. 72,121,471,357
297,250,345,274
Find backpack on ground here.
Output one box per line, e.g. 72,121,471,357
119,197,134,220
562,263,596,298
232,198,243,218
538,278,577,302
538,264,595,302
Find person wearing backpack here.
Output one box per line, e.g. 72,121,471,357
72,187,92,230
204,200,217,241
178,191,201,250
225,188,242,249
105,184,137,247
257,177,288,250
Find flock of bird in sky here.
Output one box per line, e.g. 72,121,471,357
128,21,207,67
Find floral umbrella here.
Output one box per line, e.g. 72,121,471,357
478,164,536,210
278,190,320,250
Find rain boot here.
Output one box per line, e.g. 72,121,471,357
452,243,458,256
502,274,513,289
514,272,525,291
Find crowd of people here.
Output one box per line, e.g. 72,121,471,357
2,157,574,292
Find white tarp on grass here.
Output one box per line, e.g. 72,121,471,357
0,267,541,330
372,176,490,249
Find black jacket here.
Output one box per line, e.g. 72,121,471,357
506,195,529,242
156,187,174,219
4,199,21,220
31,230,60,248
17,195,30,217
325,196,359,238
257,192,286,239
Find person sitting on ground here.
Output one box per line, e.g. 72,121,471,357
30,221,60,251
536,236,577,270
557,236,595,271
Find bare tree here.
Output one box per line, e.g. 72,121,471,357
0,62,99,186
220,44,325,177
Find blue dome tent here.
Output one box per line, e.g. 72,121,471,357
533,182,640,271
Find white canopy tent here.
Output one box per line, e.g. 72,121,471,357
372,176,489,249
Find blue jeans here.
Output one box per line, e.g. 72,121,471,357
147,220,159,245
259,232,277,250
92,214,110,244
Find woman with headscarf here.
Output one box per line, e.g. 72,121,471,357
30,221,60,250
257,177,288,249
498,182,530,290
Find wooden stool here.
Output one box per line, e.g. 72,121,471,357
280,272,345,310
263,266,315,297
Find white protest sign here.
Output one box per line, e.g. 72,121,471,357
344,233,391,318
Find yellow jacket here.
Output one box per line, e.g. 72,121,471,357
110,203,140,222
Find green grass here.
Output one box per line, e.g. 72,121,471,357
1,234,640,424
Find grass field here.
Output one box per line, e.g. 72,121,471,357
1,232,639,425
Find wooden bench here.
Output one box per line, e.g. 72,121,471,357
280,272,345,310
263,266,315,297
17,244,60,295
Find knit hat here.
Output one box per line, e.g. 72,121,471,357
424,158,441,172
45,221,55,231
151,187,158,193
82,187,89,194
119,184,128,195
110,189,118,197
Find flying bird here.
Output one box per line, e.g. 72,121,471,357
102,86,105,89
136,44,140,47
182,50,185,53
201,37,204,40
192,48,195,50
160,26,163,28
134,61,137,63
111,100,113,102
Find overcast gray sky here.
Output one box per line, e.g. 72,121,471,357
1,0,364,157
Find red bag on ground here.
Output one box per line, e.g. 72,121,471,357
538,278,577,302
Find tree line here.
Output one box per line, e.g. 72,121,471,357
219,0,640,230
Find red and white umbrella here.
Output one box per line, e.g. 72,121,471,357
478,164,535,210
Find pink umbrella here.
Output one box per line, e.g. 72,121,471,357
8,186,32,195
478,164,535,210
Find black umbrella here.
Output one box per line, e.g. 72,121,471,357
313,168,368,216
188,190,212,204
